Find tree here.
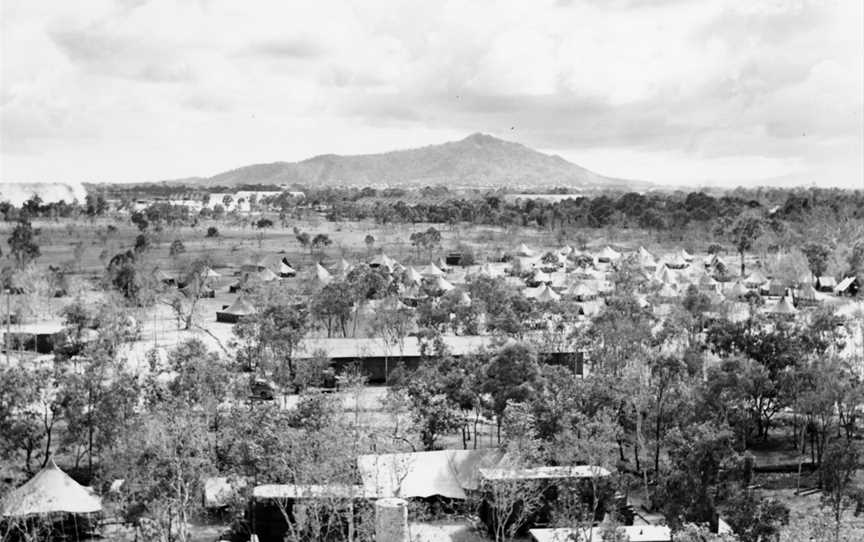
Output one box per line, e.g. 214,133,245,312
722,214,764,276
364,234,375,255
310,281,354,337
820,439,864,541
483,343,544,442
724,490,789,542
801,242,832,280
311,233,332,257
368,300,415,384
205,226,219,238
255,218,273,229
7,219,40,266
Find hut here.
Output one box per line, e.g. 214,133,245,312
217,297,257,323
816,276,837,292
835,276,859,297
445,252,463,266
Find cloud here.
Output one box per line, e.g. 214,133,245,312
1,0,861,187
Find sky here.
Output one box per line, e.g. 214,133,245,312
1,0,862,188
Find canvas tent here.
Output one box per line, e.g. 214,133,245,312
568,282,598,302
315,263,333,285
744,270,768,288
421,263,445,277
725,281,749,300
766,296,798,317
516,243,537,257
369,253,397,271
278,261,297,278
0,459,102,518
403,266,424,285
430,276,455,293
216,297,257,323
532,284,561,303
597,246,621,262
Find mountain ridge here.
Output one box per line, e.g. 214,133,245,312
178,133,650,190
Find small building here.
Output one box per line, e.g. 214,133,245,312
816,276,837,292
834,276,860,297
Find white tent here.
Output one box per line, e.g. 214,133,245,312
315,263,333,285
404,266,424,285
369,253,397,271
597,246,621,262
657,283,678,299
279,261,297,277
431,276,455,292
0,459,102,517
202,267,221,278
767,296,798,317
637,246,656,268
516,243,536,257
421,263,445,277
725,281,749,299
744,270,768,288
534,284,561,303
568,282,597,301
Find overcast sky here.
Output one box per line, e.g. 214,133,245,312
1,0,862,188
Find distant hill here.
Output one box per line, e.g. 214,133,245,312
182,133,648,191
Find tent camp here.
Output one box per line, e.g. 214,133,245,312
216,297,257,323
0,459,102,518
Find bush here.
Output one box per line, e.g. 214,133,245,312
206,226,219,238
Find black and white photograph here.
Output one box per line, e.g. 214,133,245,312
0,1,863,541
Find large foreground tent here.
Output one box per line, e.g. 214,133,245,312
1,459,102,540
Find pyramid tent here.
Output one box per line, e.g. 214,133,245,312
568,282,598,301
0,459,102,518
534,284,561,303
421,263,445,277
435,257,451,271
726,281,749,299
767,296,798,316
516,243,537,257
370,253,396,271
223,297,256,316
657,283,678,299
665,253,688,269
203,267,221,278
431,276,455,292
335,258,353,276
279,261,297,277
404,266,424,285
637,247,656,267
597,246,621,262
256,268,278,282
656,266,678,285
315,263,333,284
744,270,768,287
698,274,718,289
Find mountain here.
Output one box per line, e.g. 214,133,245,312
190,133,648,190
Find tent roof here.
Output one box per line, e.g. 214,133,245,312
768,296,798,315
432,276,455,291
357,449,503,499
726,281,749,298
422,263,445,277
315,263,332,283
203,267,221,278
744,270,768,285
534,285,561,302
223,297,256,315
598,246,621,260
835,276,856,292
279,262,296,274
516,243,537,257
0,459,102,517
370,253,396,270
256,268,278,282
404,266,424,284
